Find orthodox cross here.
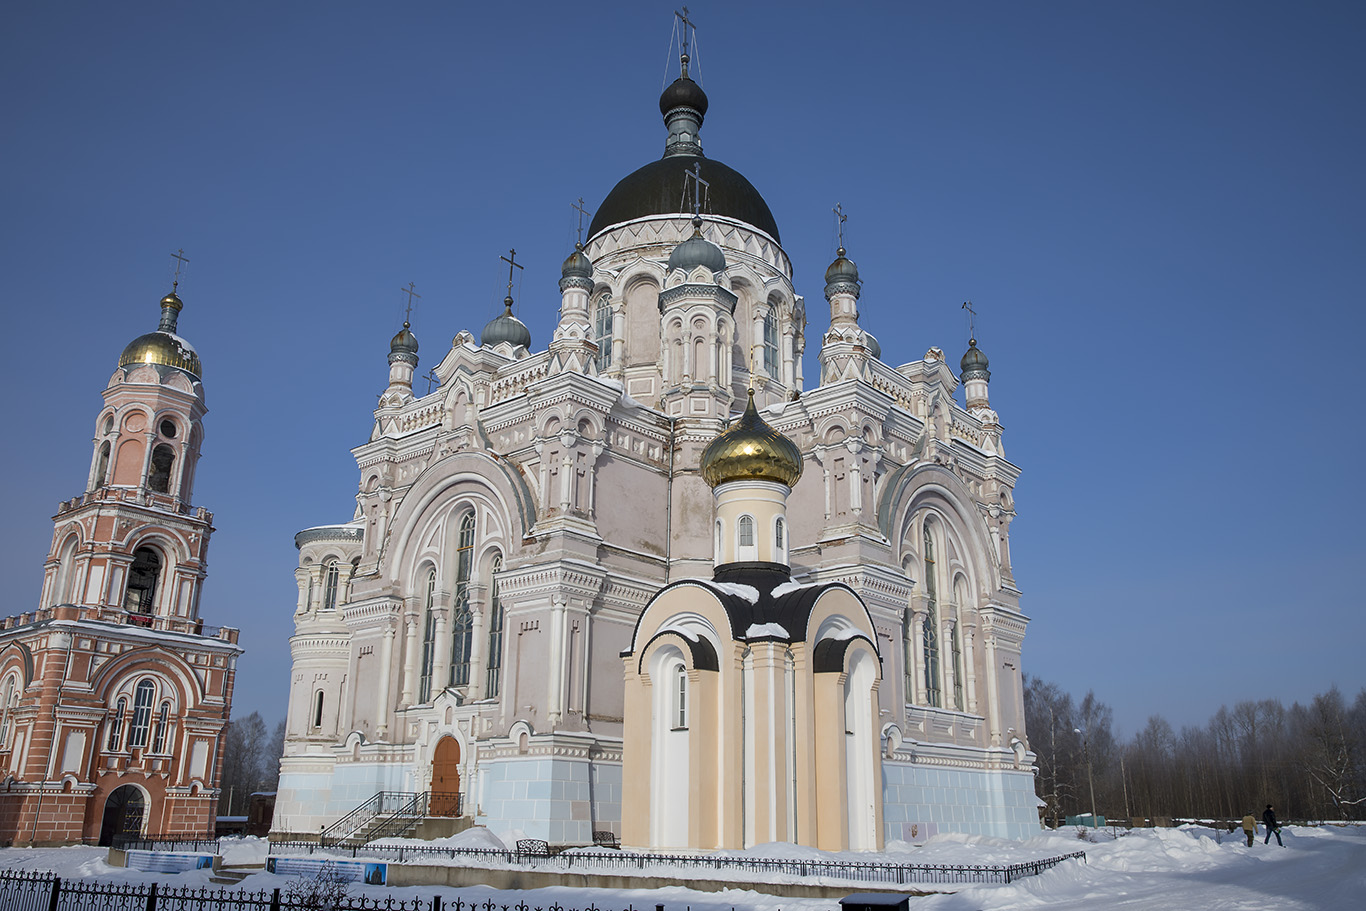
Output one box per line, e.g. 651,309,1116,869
962,300,977,339
170,248,190,290
400,282,421,324
572,197,592,245
833,204,848,251
500,249,524,300
676,7,695,70
683,162,709,217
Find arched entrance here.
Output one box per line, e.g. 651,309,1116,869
430,736,461,816
98,784,146,846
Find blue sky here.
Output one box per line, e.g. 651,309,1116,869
2,2,1362,738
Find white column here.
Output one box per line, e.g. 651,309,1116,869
468,583,488,698
983,632,1001,746
376,624,395,740
400,601,421,705
962,617,979,715
547,595,567,725
941,618,957,710
909,605,926,706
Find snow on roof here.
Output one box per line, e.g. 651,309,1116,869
710,581,760,604
745,622,789,639
771,579,822,599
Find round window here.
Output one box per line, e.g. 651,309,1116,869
159,420,177,439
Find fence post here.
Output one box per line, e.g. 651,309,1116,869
47,876,61,911
433,895,443,911
271,886,282,911
145,881,158,911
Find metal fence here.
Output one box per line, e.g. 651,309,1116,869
0,870,683,911
269,840,1088,886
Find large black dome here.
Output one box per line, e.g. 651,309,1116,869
587,154,781,244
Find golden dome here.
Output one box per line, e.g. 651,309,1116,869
117,289,201,377
701,391,804,488
118,331,202,377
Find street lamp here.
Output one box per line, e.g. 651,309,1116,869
1075,727,1098,831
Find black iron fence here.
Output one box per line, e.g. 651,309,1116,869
269,839,1087,886
0,870,707,911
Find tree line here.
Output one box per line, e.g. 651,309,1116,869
1024,675,1366,825
217,711,286,817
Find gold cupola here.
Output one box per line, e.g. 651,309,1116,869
701,390,804,488
118,289,202,378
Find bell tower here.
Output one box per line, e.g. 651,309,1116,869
41,279,214,628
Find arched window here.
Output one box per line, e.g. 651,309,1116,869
714,519,723,564
312,690,325,729
922,524,941,708
94,440,111,488
774,517,786,560
52,535,79,607
593,295,613,371
673,664,688,729
0,676,16,747
107,697,127,751
129,679,156,748
762,309,779,374
124,547,161,614
737,515,755,560
419,568,437,703
322,560,340,610
148,444,175,493
153,701,170,753
485,556,504,698
449,512,476,688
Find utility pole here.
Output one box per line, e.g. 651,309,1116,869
1076,727,1099,830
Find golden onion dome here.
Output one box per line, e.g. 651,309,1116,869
701,390,804,488
117,289,201,377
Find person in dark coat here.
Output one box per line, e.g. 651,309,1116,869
1262,804,1283,846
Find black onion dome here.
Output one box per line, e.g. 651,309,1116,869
961,339,990,377
481,299,532,349
864,331,881,360
588,155,781,243
659,75,709,117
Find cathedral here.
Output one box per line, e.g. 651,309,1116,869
0,281,240,846
275,42,1038,849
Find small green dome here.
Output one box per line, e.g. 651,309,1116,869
960,339,990,380
389,321,418,364
668,217,726,274
561,243,593,280
825,247,860,286
481,298,532,349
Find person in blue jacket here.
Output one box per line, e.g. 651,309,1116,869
1262,804,1283,846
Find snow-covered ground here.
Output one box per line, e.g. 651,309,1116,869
2,825,1363,910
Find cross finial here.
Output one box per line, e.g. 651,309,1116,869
572,198,592,246
683,162,710,218
399,282,421,327
833,204,848,254
676,7,695,77
962,300,977,341
500,249,524,306
170,248,190,291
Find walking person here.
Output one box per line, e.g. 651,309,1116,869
1241,813,1257,847
1262,804,1283,846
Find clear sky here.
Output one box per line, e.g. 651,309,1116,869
2,2,1362,738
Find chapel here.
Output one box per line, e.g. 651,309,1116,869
275,33,1036,849
0,279,241,846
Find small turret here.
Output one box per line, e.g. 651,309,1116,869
961,338,991,411
387,321,418,391
824,246,861,327
481,298,533,350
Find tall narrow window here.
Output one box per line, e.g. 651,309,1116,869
774,517,786,558
485,556,504,698
419,568,437,703
0,677,15,747
94,441,111,488
322,560,340,610
923,525,941,708
449,512,476,688
673,664,688,729
952,576,968,711
108,697,127,751
129,680,155,748
124,547,161,614
738,515,754,547
153,701,170,753
762,309,779,374
593,295,613,371
148,444,175,493
313,691,325,728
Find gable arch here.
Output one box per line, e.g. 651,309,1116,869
383,455,530,587
878,463,999,595
89,647,204,709
0,643,34,689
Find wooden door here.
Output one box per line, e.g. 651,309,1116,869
430,736,461,816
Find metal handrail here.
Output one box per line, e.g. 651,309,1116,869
365,791,431,842
319,790,420,846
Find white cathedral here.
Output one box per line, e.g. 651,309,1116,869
275,47,1038,849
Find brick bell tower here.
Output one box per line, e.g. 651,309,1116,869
0,260,240,847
